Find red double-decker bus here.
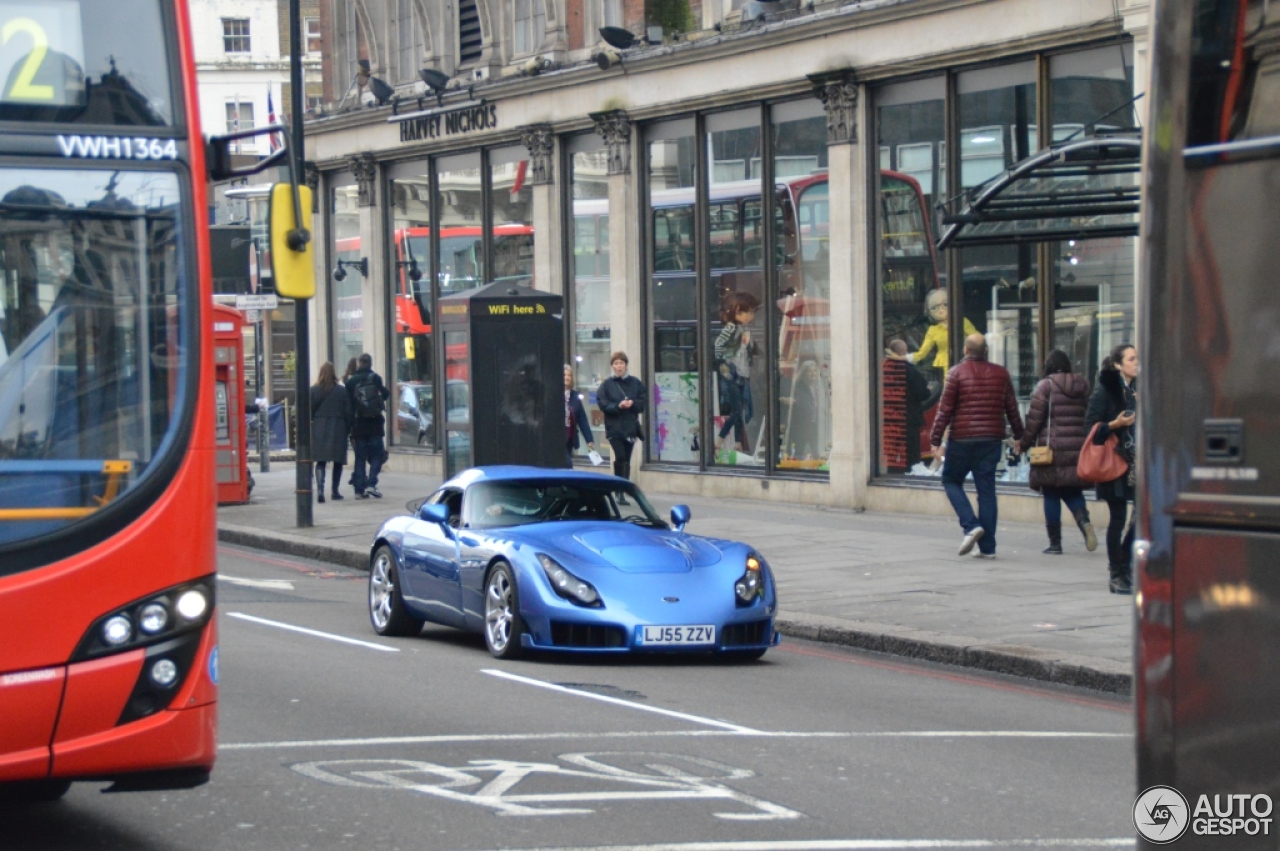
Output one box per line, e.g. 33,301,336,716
0,0,218,798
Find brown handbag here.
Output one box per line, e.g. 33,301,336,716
1028,387,1053,466
1077,423,1129,483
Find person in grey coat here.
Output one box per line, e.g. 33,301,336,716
310,361,353,503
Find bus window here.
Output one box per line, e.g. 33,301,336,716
797,183,829,264
653,206,694,271
439,235,482,292
881,177,929,257
709,202,740,270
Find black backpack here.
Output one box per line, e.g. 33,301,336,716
352,376,382,420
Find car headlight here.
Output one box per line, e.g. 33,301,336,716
537,554,601,607
735,554,764,605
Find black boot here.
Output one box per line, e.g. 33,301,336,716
1071,506,1097,552
331,465,344,500
1042,524,1063,554
1109,563,1132,594
315,465,326,504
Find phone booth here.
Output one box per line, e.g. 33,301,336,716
438,283,564,478
213,304,250,505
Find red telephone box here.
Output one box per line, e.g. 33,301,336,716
213,304,250,505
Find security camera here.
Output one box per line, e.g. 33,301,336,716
522,55,552,76
333,265,347,282
594,48,621,70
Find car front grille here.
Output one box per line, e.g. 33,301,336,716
721,619,771,647
550,621,627,648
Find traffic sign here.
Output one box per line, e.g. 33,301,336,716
245,309,262,323
235,294,279,311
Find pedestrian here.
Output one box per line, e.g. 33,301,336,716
714,291,760,454
597,351,645,499
1014,350,1097,555
342,357,358,383
345,352,390,499
565,365,596,466
1085,343,1138,594
310,361,352,503
929,333,1024,558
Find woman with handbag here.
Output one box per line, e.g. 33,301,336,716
1085,343,1139,594
1017,350,1097,555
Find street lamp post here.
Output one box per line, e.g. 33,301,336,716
289,0,313,527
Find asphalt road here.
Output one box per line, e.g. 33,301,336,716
4,544,1137,851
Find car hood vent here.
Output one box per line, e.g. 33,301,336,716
573,529,722,573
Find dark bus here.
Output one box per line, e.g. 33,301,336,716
1137,0,1280,846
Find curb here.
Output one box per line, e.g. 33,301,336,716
218,524,1132,697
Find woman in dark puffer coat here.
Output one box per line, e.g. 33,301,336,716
1017,350,1097,555
1085,343,1139,594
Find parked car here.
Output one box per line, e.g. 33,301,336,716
366,467,779,660
396,382,434,447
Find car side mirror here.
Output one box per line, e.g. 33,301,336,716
418,503,450,525
670,504,691,532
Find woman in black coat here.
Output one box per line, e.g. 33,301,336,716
310,361,354,503
1085,343,1139,594
564,365,596,465
1017,350,1097,555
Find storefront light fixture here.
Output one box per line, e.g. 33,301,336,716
419,68,451,107
397,259,423,282
333,258,368,282
522,55,553,76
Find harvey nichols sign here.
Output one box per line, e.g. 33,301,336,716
399,103,499,143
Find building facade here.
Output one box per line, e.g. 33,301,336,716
303,0,1152,520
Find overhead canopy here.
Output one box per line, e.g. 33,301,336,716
937,135,1141,250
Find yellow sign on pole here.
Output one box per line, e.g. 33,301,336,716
269,184,315,299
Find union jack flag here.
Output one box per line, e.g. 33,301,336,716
267,91,281,152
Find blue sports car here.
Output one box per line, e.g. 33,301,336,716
366,466,779,660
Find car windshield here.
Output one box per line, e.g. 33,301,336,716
464,479,667,530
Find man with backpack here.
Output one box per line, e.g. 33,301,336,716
346,353,390,499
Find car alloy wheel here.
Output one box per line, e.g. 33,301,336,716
368,546,423,637
484,562,524,659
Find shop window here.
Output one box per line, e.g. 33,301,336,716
489,146,534,287
569,138,612,462
875,77,945,477
389,167,435,450
647,120,698,463
329,180,363,374
437,153,484,295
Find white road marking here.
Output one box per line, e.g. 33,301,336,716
225,612,399,652
470,841,1134,850
290,752,803,820
482,669,762,733
221,729,1127,751
218,574,296,590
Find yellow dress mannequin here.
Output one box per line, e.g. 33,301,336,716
912,290,977,370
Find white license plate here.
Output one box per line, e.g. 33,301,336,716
640,624,716,646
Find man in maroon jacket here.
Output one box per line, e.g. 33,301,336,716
930,334,1024,558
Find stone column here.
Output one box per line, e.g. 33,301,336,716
348,153,388,378
305,163,328,371
592,110,641,368
522,124,561,294
810,70,870,510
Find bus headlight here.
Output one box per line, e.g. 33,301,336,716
150,658,179,687
139,603,169,635
176,589,208,621
102,615,132,646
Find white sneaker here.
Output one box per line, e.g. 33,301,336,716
973,552,997,560
958,527,985,556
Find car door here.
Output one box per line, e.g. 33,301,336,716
402,488,465,627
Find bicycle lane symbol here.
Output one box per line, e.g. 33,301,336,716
290,751,803,820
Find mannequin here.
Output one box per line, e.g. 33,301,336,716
912,289,978,371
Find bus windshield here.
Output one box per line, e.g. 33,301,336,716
0,168,186,548
0,0,175,126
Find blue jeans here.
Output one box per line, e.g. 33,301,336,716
1041,486,1086,526
941,439,1002,555
351,435,386,494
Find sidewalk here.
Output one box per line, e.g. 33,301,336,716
219,464,1134,695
